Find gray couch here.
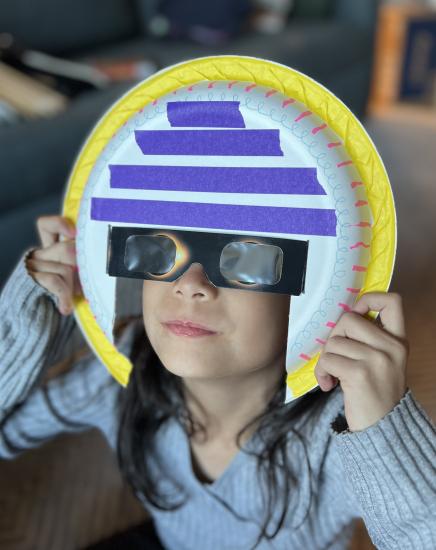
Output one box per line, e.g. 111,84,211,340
0,0,379,287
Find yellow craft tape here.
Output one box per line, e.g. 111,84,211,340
63,55,396,394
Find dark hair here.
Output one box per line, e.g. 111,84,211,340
116,321,331,549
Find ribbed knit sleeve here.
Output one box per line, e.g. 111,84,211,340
329,388,436,549
0,249,75,422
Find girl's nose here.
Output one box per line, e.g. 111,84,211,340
172,263,217,300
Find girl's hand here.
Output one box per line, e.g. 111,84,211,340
25,215,82,316
314,292,409,432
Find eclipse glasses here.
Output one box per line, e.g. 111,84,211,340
107,226,308,296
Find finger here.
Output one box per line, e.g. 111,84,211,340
72,269,83,297
324,335,373,361
315,352,358,387
36,215,76,248
32,240,77,267
29,271,74,314
26,258,75,303
330,311,395,352
352,292,406,340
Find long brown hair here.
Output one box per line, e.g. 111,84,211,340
116,321,330,549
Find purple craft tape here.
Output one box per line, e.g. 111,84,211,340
134,130,283,156
109,165,325,195
91,198,336,236
166,101,245,128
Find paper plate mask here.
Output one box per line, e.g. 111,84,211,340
63,55,396,403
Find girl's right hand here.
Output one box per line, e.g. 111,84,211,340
25,215,82,316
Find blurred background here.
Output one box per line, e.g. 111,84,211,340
0,0,435,548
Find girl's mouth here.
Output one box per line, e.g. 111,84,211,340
162,322,217,337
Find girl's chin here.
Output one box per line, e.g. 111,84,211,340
160,359,231,380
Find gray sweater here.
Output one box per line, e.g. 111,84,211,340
1,251,436,550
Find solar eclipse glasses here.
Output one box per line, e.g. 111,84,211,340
107,226,308,296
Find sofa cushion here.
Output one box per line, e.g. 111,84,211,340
78,20,372,82
0,0,138,55
0,81,137,216
0,192,62,288
292,0,333,18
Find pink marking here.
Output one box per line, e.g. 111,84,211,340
326,321,336,328
299,353,312,361
282,98,295,108
351,181,363,188
338,302,352,312
227,80,238,89
350,241,370,250
337,160,353,168
327,141,342,148
187,85,195,91
245,83,257,92
207,81,216,88
355,200,368,208
138,108,144,113
312,123,327,135
346,287,361,294
352,265,367,272
294,111,312,122
265,89,277,98
352,221,371,228
315,338,327,345
152,99,158,106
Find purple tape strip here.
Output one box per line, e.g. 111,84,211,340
167,101,245,128
134,130,283,156
109,165,325,195
91,198,336,236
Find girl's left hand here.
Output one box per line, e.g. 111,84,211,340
314,292,409,432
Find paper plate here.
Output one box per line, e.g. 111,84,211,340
62,55,397,403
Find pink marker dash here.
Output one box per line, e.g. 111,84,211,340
315,338,327,345
227,80,238,89
282,98,296,108
207,81,216,88
245,83,257,92
351,181,363,188
352,265,367,272
327,141,342,148
312,123,327,135
355,200,368,208
350,241,370,250
337,160,353,168
352,221,371,228
295,111,312,122
299,353,312,361
346,287,361,294
187,85,195,91
326,321,336,328
338,302,352,312
265,89,277,98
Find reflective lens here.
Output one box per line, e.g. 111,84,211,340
220,241,283,285
124,234,176,274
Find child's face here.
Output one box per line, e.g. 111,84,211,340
142,262,290,380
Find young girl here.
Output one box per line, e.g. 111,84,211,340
1,214,435,550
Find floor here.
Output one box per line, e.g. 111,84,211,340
0,104,435,549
